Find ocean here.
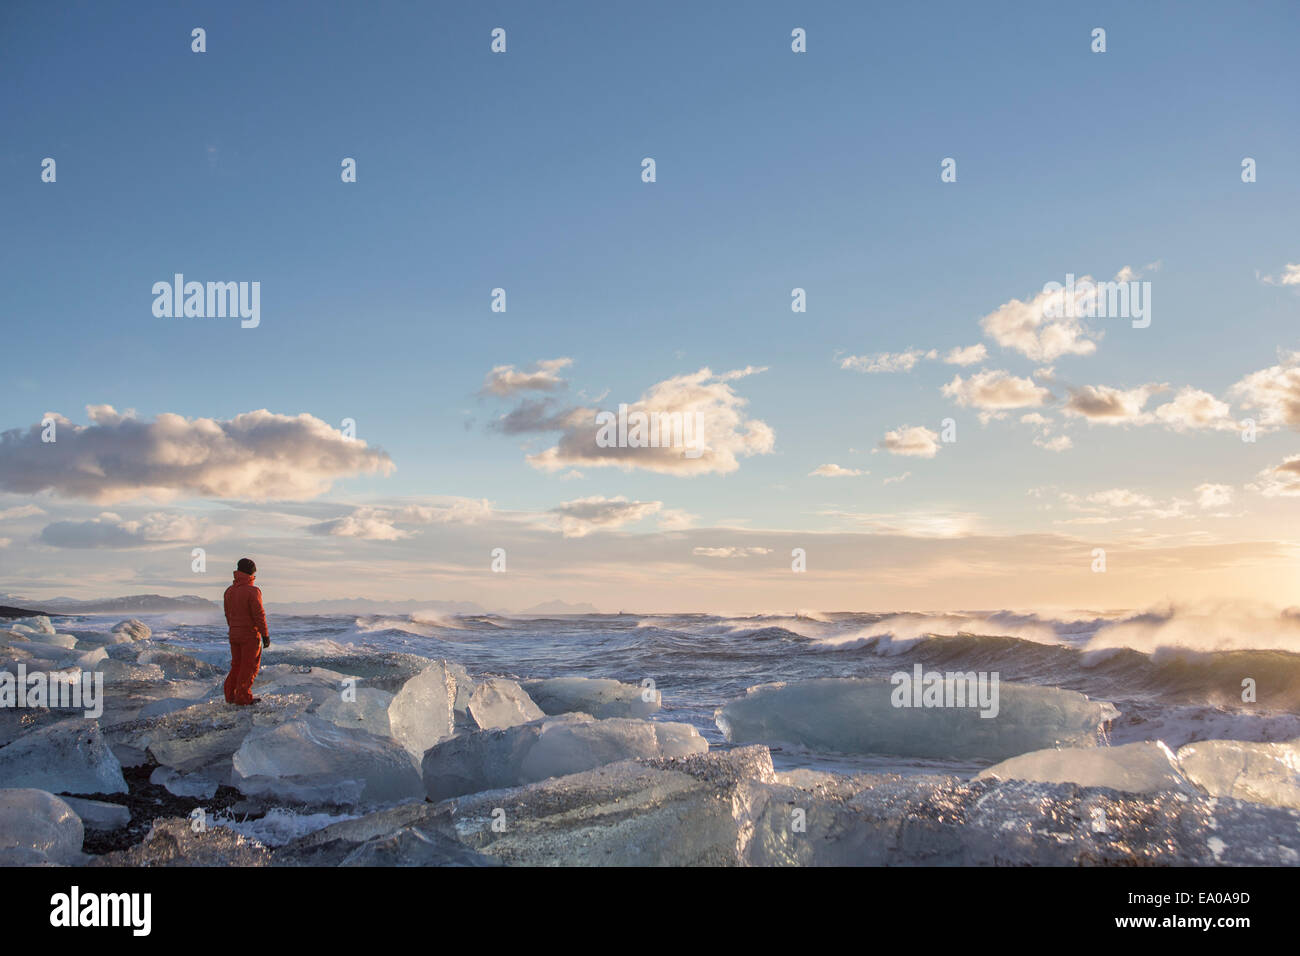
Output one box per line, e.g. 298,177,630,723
59,605,1300,777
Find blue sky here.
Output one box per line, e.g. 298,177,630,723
1,1,1298,610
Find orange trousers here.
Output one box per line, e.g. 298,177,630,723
224,632,263,704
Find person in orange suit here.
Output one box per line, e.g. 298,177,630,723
223,557,269,705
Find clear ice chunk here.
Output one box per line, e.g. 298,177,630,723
422,713,707,800
61,795,131,830
110,619,152,642
522,677,661,718
232,715,424,806
0,718,127,794
715,677,1118,760
316,687,394,738
467,678,544,729
387,661,457,758
977,741,1194,794
0,788,85,865
1177,738,1300,809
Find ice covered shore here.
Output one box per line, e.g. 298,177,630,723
2,616,1299,866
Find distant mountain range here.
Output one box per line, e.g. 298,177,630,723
514,600,602,615
0,593,217,614
273,598,600,615
269,597,491,616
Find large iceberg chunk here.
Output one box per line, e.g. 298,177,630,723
111,619,152,642
3,630,76,650
263,648,435,693
316,687,394,738
296,746,775,866
977,741,1194,794
0,706,67,747
0,788,85,865
237,665,395,738
4,639,104,667
522,677,661,718
149,763,231,799
8,616,57,636
1177,738,1300,809
735,768,1300,866
255,666,358,710
467,678,543,729
422,713,707,800
273,801,495,866
105,693,311,771
0,719,127,794
133,648,219,681
232,716,424,806
715,677,1117,760
387,662,457,758
61,796,131,830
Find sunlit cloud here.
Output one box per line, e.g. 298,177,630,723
809,463,865,477
0,406,394,503
878,425,940,458
943,370,1051,411
524,367,775,476
480,358,573,396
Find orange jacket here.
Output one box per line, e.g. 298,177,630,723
223,570,268,640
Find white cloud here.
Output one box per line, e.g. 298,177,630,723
1260,263,1300,287
1248,456,1300,497
39,511,211,549
0,505,45,520
1195,483,1234,509
526,367,775,476
481,358,572,396
942,370,1051,410
1086,489,1156,509
0,406,394,503
692,546,772,558
942,344,988,366
979,284,1100,361
551,496,663,537
308,499,494,540
882,472,911,485
878,425,940,458
1153,388,1236,432
656,508,698,531
840,348,936,373
1057,486,1194,522
1063,384,1167,424
1230,355,1300,429
1034,434,1073,452
825,510,978,537
809,463,865,477
719,365,770,381
308,512,412,541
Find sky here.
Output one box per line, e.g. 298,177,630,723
1,0,1298,612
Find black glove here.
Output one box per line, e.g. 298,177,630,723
262,634,271,648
